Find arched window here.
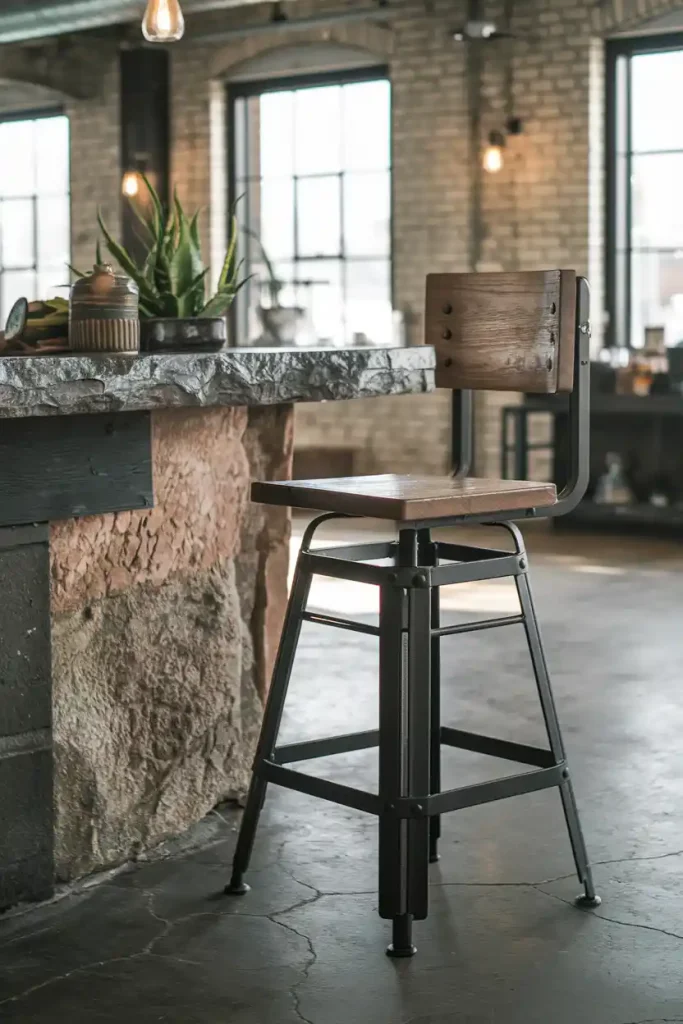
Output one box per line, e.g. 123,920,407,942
228,63,392,347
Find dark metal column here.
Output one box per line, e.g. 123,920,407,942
120,48,170,264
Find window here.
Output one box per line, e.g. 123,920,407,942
229,69,392,347
0,112,70,322
606,36,683,348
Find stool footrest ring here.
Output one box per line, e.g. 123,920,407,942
440,727,555,767
274,729,379,763
392,764,566,818
258,759,383,816
258,755,566,821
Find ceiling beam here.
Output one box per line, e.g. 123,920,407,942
0,35,113,99
0,0,270,46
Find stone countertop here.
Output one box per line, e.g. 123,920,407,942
0,346,435,419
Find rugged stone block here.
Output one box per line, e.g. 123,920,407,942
52,562,253,878
50,405,292,879
50,407,250,612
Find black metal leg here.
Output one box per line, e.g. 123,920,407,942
379,530,432,957
378,579,413,954
429,587,441,864
559,777,601,907
420,532,441,864
515,569,601,908
405,580,432,917
389,914,415,958
225,559,312,895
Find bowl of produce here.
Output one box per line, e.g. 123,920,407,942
1,297,70,355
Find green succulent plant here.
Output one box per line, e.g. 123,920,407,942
71,176,249,319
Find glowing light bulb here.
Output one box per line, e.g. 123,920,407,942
142,0,185,42
122,170,141,198
482,144,503,173
482,130,505,173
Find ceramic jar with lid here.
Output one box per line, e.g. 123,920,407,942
69,264,140,354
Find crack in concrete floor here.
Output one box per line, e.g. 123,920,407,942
533,885,683,944
619,1020,683,1024
4,849,683,1018
4,555,683,1022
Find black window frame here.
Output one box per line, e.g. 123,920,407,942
605,32,683,349
226,65,393,347
0,105,70,323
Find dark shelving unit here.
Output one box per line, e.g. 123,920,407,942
568,501,683,530
501,387,683,534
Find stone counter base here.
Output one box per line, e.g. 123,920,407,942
50,405,291,880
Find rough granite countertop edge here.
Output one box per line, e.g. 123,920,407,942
0,346,436,419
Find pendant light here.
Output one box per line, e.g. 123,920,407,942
142,0,185,42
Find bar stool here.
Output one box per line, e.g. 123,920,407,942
225,270,600,956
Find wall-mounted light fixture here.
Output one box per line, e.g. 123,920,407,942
142,0,185,43
482,130,505,173
121,155,150,198
482,117,523,174
121,170,141,197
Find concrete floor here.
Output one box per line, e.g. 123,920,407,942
2,523,683,1023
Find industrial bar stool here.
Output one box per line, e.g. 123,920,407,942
225,270,600,956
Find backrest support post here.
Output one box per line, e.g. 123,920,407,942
548,275,591,516
450,389,473,478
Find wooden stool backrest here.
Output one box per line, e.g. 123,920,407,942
425,270,577,394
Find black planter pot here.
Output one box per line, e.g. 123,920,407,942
140,317,226,353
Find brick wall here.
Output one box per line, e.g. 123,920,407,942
3,0,682,477
66,45,121,275
165,0,683,478
168,1,459,475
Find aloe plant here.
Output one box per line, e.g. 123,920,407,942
72,176,249,319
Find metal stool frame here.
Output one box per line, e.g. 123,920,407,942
225,278,600,956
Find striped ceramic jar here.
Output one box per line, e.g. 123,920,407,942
69,264,140,354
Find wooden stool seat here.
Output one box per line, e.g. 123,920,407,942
252,474,557,522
